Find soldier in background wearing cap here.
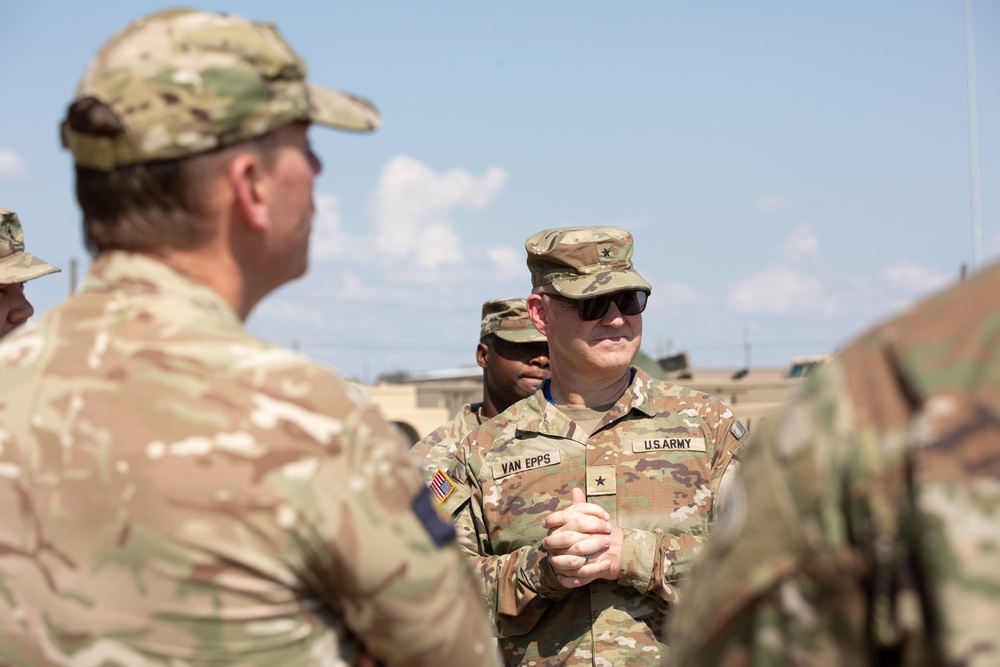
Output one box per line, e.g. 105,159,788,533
412,298,550,516
0,208,60,336
0,9,498,667
450,226,750,665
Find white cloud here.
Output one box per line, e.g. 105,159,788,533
0,149,30,180
369,155,507,269
879,261,952,293
487,245,522,270
983,232,1000,264
728,264,825,314
309,193,351,260
752,194,800,212
778,224,819,261
652,280,703,308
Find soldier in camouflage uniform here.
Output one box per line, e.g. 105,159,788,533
0,9,498,667
0,208,60,336
670,263,1000,667
449,226,749,666
411,298,549,503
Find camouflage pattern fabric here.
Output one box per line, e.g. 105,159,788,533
0,251,499,667
525,226,652,299
61,8,380,172
451,368,748,666
670,260,1000,667
0,208,60,284
480,299,546,344
411,402,483,481
410,403,482,516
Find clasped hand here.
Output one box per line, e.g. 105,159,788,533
541,487,623,588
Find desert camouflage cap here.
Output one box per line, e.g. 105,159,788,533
61,8,381,171
525,226,651,298
480,298,546,343
0,208,61,284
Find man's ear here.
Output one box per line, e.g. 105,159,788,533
526,293,551,337
229,152,269,232
476,341,489,369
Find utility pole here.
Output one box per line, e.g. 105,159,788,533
743,323,752,370
966,0,983,272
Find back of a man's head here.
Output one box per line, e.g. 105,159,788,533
62,8,380,255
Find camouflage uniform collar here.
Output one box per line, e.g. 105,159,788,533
516,367,659,441
463,402,486,427
81,251,242,326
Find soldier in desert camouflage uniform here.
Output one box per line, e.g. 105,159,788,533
412,298,549,513
671,262,1000,667
450,226,749,666
0,9,498,667
0,208,60,336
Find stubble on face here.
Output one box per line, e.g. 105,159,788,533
545,297,641,378
262,123,320,286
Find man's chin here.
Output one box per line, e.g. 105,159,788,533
519,377,546,392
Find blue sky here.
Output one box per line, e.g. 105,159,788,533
2,1,997,382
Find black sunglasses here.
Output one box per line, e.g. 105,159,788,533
545,290,649,321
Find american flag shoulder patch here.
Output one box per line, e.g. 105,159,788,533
429,468,457,504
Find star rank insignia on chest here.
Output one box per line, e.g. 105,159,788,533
429,468,456,504
587,465,617,496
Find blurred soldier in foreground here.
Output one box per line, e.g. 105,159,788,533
452,226,749,665
0,207,60,336
0,9,498,667
671,264,1000,666
411,298,549,511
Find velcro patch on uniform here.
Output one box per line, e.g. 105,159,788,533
491,451,561,479
587,465,617,496
429,468,456,504
631,437,707,453
412,487,455,547
730,420,748,440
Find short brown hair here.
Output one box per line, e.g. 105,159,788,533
68,98,280,256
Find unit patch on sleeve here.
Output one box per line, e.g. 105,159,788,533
412,486,455,547
730,419,748,440
631,437,707,453
429,468,456,504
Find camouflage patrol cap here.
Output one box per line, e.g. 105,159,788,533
61,8,381,172
525,226,651,298
0,209,61,284
480,298,546,343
